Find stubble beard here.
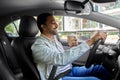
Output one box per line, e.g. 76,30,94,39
50,29,58,35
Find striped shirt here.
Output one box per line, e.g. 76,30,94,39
31,34,90,80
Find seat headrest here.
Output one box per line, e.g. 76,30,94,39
19,16,39,37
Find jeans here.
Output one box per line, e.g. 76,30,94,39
62,65,110,80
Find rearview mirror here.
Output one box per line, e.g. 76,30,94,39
65,1,84,12
64,1,92,15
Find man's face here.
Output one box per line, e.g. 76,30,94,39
44,16,58,35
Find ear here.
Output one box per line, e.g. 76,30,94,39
41,24,46,31
41,24,44,28
41,24,47,27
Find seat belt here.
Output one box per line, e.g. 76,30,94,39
48,66,57,80
48,65,71,80
54,69,71,80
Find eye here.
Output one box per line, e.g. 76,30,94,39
51,21,58,24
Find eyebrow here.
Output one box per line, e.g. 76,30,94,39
51,20,56,23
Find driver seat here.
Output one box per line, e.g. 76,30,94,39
11,16,40,80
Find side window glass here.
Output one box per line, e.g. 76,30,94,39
5,20,20,37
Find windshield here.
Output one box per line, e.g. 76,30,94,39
55,1,120,45
93,1,120,19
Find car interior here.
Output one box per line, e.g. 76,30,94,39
0,0,120,80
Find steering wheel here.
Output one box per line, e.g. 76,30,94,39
85,39,103,68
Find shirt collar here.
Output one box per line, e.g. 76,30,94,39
41,34,56,42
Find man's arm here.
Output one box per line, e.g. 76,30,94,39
31,41,90,66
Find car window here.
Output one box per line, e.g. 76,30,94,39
5,20,19,37
6,16,119,45
55,16,119,45
93,2,120,19
5,18,40,37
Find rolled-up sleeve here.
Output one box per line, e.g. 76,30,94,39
31,40,90,66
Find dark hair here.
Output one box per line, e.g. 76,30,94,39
37,13,52,33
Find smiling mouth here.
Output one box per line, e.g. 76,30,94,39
53,28,57,30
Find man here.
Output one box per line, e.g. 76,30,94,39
31,13,110,80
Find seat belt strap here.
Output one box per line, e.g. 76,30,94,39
54,69,71,80
48,65,71,80
48,66,57,80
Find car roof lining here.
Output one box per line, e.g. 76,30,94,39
0,0,118,16
0,0,65,16
0,0,119,29
0,0,93,16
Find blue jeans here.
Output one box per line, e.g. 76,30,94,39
62,65,110,80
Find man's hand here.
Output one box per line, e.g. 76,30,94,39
87,31,107,46
67,34,78,47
